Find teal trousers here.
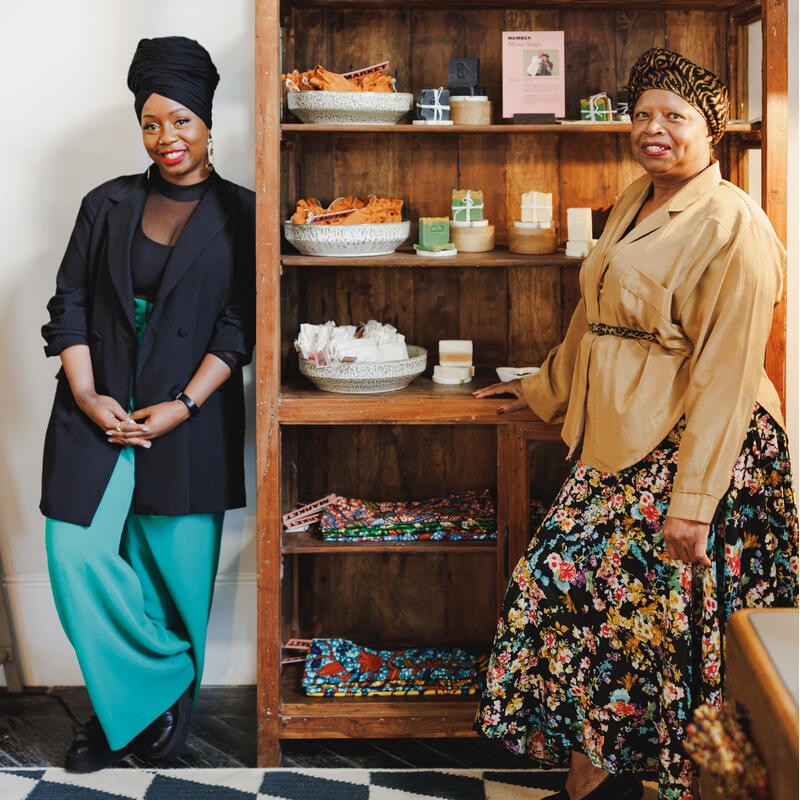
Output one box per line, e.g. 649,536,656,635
45,298,224,750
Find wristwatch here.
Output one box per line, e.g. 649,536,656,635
174,391,200,417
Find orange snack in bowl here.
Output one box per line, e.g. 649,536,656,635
356,72,394,92
281,64,395,93
329,196,366,212
290,196,403,225
291,198,325,224
308,65,359,92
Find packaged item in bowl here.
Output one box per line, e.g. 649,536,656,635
295,320,409,364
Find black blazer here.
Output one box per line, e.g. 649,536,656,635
41,168,255,526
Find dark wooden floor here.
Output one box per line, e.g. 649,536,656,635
0,687,532,770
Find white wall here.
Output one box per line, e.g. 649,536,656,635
0,1,257,685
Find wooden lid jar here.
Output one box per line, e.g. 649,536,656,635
450,96,492,125
451,223,495,252
507,223,557,254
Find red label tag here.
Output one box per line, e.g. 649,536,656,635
341,60,390,79
308,208,356,225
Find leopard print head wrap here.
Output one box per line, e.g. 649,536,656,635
627,48,729,144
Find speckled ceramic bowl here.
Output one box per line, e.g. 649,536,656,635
287,91,414,125
283,220,411,257
299,346,427,393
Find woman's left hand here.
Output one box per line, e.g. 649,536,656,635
662,516,712,566
106,400,190,446
472,379,530,414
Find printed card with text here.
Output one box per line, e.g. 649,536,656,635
502,31,565,118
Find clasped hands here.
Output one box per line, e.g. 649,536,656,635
78,392,191,449
472,378,712,567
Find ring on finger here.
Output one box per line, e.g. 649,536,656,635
115,423,122,432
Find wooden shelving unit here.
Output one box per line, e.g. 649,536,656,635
255,0,788,764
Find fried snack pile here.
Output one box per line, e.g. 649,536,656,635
283,65,394,93
291,196,403,225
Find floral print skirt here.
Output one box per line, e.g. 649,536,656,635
474,405,798,799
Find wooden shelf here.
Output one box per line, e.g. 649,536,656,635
282,530,497,553
278,375,564,427
279,664,481,738
281,247,579,268
281,122,758,135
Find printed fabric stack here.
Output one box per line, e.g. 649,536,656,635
302,638,489,697
319,488,496,542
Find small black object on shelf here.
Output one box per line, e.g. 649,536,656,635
447,56,480,88
512,113,557,124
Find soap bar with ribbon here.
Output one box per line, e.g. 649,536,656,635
415,87,452,123
580,92,614,121
520,191,553,225
451,189,485,223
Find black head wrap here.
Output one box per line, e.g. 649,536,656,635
127,36,220,129
627,48,729,145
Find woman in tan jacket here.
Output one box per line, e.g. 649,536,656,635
473,48,797,800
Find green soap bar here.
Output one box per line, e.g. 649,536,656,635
418,217,451,248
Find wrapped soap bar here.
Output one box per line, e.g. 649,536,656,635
520,191,552,225
439,340,473,367
580,92,613,121
416,88,451,122
378,340,409,361
338,338,381,362
451,190,484,223
567,208,593,241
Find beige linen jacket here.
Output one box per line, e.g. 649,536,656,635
521,161,785,523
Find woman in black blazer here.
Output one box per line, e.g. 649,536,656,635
40,36,254,772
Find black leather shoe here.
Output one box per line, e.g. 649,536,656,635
543,774,643,800
65,716,135,773
134,687,192,762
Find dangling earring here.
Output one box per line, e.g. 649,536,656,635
206,133,215,172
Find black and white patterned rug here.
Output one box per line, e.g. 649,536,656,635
0,768,570,799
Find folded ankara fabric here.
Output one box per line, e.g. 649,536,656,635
319,488,496,541
302,638,489,697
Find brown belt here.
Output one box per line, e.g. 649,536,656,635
589,322,657,342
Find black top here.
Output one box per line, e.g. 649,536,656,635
131,224,171,297
132,168,237,370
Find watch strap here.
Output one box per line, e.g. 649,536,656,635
174,391,199,417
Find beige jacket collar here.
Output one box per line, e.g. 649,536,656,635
606,160,722,256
